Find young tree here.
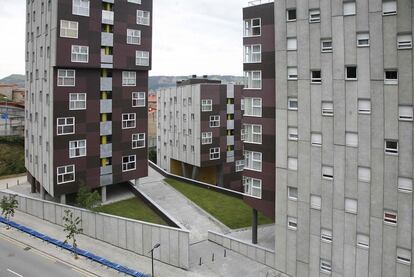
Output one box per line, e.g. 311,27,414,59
76,183,101,211
0,195,18,229
62,209,83,259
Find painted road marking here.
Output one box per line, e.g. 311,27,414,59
7,268,23,277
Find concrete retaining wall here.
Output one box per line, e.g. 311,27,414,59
208,230,275,269
0,191,190,269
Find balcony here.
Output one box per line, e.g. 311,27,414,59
226,85,234,98
227,120,234,130
102,0,114,3
100,174,113,186
100,99,112,113
101,54,113,64
227,104,234,114
100,121,112,136
101,32,113,47
102,10,114,25
100,143,112,158
100,165,113,175
227,136,235,146
100,77,112,91
226,151,235,163
247,0,273,6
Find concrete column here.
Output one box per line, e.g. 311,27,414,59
60,194,66,204
191,166,199,180
181,162,187,178
40,186,46,200
101,186,107,203
252,209,258,244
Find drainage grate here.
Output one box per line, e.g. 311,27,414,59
23,247,31,251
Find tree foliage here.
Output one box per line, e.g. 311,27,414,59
76,183,101,211
0,195,18,229
63,209,83,259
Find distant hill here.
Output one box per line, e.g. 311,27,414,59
0,74,243,92
0,74,25,88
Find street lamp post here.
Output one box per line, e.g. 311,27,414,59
149,243,160,277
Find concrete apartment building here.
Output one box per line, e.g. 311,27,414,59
25,0,152,202
157,76,244,191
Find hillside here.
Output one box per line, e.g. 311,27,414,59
0,74,25,88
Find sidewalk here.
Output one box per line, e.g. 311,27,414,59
0,175,27,190
227,224,275,250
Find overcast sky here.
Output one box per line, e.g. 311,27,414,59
0,0,245,79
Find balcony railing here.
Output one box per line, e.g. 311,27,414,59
102,10,114,25
100,143,112,158
101,32,113,47
247,0,273,7
100,121,112,136
100,99,112,113
100,77,112,91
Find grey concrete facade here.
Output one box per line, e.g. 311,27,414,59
273,0,414,276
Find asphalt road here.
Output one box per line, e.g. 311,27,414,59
0,235,94,277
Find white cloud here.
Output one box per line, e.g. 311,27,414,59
0,0,246,79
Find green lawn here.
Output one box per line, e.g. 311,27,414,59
95,198,169,226
0,136,25,177
164,178,273,229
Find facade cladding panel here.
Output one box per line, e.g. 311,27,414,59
242,3,275,220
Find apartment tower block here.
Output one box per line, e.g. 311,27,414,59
25,0,152,202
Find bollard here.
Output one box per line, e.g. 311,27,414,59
6,183,8,189
224,249,227,257
199,257,202,266
17,179,19,186
212,253,215,262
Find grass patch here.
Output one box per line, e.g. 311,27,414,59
95,198,169,226
164,178,273,229
0,136,25,177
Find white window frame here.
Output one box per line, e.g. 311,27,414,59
71,45,89,63
244,18,261,37
288,98,298,110
384,211,398,225
286,9,296,22
399,106,413,121
132,133,145,149
127,29,141,45
288,217,297,230
311,195,322,210
244,71,262,89
320,259,332,274
322,102,334,116
122,71,136,86
397,248,412,265
287,67,298,80
57,117,75,135
235,160,245,172
122,155,136,172
322,166,334,180
243,176,262,198
57,165,75,184
244,98,262,117
201,99,213,112
202,132,212,145
69,140,86,158
311,133,322,147
60,20,78,38
244,150,262,172
309,9,321,23
288,157,298,171
210,147,220,160
384,70,398,85
321,39,333,52
343,1,356,16
132,92,146,107
72,0,90,17
397,34,413,49
382,0,397,16
137,10,151,26
57,69,75,87
321,229,333,243
358,167,371,182
288,127,298,141
357,234,370,249
69,93,86,110
385,140,399,155
209,115,220,128
398,177,413,193
345,132,358,147
311,70,322,84
288,187,298,201
244,44,261,63
243,124,262,144
122,113,136,129
357,33,370,47
358,99,371,114
287,37,297,51
345,66,358,80
345,198,358,214
136,50,150,66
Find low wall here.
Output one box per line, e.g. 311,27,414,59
208,230,275,269
0,191,190,269
149,161,244,199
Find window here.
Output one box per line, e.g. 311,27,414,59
346,66,357,80
397,248,412,265
202,132,212,145
311,133,322,147
288,98,298,110
358,167,371,182
72,0,89,16
309,9,321,23
127,29,141,45
57,69,75,86
320,259,332,274
322,166,334,180
321,39,333,52
384,70,398,84
385,140,398,155
244,98,262,117
244,151,262,172
384,211,397,225
244,124,262,144
122,155,136,172
57,165,75,184
311,70,321,83
210,147,220,160
209,115,220,127
288,187,298,201
382,0,397,15
132,92,146,107
57,117,75,135
60,20,78,38
244,18,261,37
288,67,298,80
345,198,358,214
398,177,413,193
287,9,296,21
397,34,413,49
71,45,88,63
122,71,136,86
288,217,297,230
288,157,298,171
136,51,149,66
244,71,262,89
236,160,244,172
132,133,145,149
322,102,334,116
399,106,413,121
287,38,297,51
128,0,141,3
343,1,356,16
122,113,136,129
201,99,213,112
69,93,86,110
357,33,370,47
321,229,333,243
243,177,262,198
358,99,371,114
244,44,261,63
357,234,369,249
311,195,322,210
137,10,151,25
346,132,358,147
69,140,86,158
288,127,298,141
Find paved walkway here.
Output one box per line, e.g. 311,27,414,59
228,224,275,250
0,175,27,190
135,168,230,244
